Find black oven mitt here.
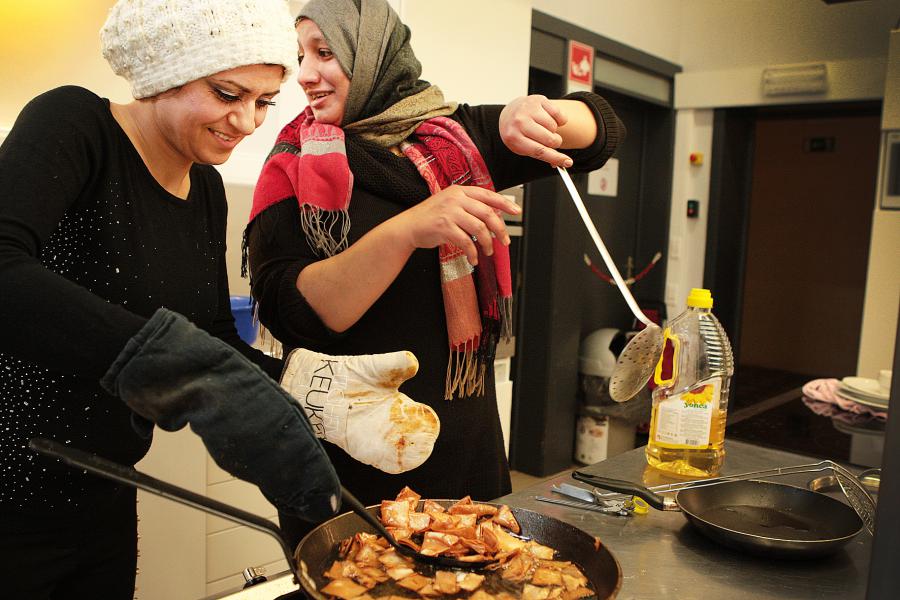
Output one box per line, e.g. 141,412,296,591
100,307,340,522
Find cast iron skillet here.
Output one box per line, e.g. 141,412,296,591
30,438,622,598
573,471,863,558
295,500,622,600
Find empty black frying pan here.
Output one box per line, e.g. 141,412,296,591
573,471,863,558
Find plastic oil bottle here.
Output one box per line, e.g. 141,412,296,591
645,288,734,478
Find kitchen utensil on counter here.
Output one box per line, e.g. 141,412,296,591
534,494,633,516
537,483,632,515
29,438,493,576
557,167,663,402
571,470,865,558
295,499,623,600
536,483,649,516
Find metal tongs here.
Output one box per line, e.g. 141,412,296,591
535,483,647,517
535,485,630,516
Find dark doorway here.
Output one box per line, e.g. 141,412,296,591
511,75,675,476
577,87,670,339
706,103,882,410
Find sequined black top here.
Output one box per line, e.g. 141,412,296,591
0,86,276,514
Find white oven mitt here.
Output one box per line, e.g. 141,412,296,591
280,349,440,474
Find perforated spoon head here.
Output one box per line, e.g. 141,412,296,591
609,325,663,402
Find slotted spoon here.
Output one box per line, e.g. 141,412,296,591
557,167,663,401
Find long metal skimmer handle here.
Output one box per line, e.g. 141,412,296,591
557,167,654,328
830,462,876,535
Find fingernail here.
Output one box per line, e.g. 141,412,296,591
565,158,574,168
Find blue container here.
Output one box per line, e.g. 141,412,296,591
230,295,258,345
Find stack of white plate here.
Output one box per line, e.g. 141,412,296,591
837,376,890,412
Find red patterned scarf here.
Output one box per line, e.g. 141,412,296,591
401,117,513,398
249,111,511,399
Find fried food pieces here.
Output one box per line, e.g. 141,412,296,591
321,488,594,600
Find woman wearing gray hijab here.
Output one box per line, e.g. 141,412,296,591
246,0,624,548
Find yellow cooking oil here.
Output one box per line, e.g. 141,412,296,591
645,289,734,478
646,383,728,477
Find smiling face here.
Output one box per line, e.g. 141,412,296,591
152,63,284,165
296,19,351,125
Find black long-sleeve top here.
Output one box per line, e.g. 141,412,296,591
247,92,624,513
0,86,279,515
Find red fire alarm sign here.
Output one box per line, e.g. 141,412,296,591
567,40,594,93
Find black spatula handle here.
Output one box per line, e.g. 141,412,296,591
572,470,668,510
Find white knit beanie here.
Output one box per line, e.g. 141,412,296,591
101,0,298,99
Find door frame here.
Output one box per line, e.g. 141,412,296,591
703,100,883,368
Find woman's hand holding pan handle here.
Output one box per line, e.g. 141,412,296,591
499,94,599,168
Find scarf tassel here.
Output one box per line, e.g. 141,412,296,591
500,296,513,342
299,206,351,257
445,339,486,400
445,303,507,400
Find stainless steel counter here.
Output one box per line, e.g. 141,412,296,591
495,441,871,599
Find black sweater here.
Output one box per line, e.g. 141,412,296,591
247,92,623,510
0,86,279,514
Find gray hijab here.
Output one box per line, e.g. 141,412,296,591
298,0,456,140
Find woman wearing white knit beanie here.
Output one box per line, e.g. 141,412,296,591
0,0,434,597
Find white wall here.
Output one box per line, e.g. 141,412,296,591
400,0,531,104
664,109,714,316
857,208,900,378
531,0,682,65
677,0,896,71
674,0,894,110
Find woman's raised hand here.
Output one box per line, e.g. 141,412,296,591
499,94,574,168
397,185,521,265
